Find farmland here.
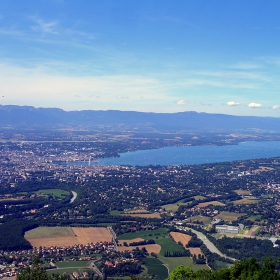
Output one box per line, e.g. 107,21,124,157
186,215,212,225
116,244,161,254
197,201,225,207
170,232,204,257
161,201,190,212
121,213,161,219
117,228,184,256
35,189,70,198
142,257,168,280
124,209,149,214
25,227,112,247
117,238,161,253
215,211,246,222
233,189,251,195
233,198,259,205
157,256,209,273
170,232,191,247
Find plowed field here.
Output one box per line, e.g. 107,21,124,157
117,244,161,254
25,227,112,248
170,232,191,247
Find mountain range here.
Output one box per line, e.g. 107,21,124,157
1,105,280,132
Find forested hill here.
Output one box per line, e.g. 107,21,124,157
1,104,280,132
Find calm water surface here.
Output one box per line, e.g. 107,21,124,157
65,141,280,166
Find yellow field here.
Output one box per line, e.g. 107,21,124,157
117,244,161,254
122,213,161,219
234,189,251,195
170,232,191,247
124,209,149,213
254,166,275,172
117,237,161,253
197,201,225,207
25,227,112,247
189,247,203,256
170,232,204,257
233,198,259,205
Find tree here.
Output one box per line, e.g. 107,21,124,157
17,256,69,280
166,258,280,280
167,266,195,280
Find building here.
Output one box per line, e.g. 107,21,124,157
216,225,240,234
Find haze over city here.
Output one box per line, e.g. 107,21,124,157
1,1,280,117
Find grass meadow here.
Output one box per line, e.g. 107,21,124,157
35,189,70,198
25,226,75,238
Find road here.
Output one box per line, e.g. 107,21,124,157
70,191,77,203
90,258,102,278
177,226,237,262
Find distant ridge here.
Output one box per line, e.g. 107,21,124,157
0,105,280,132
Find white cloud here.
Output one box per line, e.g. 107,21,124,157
177,100,187,105
229,62,261,69
248,102,262,108
30,17,59,34
273,105,280,110
227,101,240,106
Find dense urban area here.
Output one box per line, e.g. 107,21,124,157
1,129,280,279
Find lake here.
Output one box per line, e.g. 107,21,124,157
63,141,280,166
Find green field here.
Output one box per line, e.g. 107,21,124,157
55,261,89,268
25,226,75,238
161,196,205,212
161,202,189,212
110,210,123,216
193,195,206,201
246,215,262,221
117,228,184,256
155,236,184,257
47,267,93,276
157,256,209,273
117,228,169,240
215,211,245,222
187,215,212,225
143,257,168,280
35,189,70,198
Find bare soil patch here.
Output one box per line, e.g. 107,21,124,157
198,201,225,207
122,213,161,219
117,244,161,254
233,198,259,205
170,232,191,247
234,189,251,195
124,209,149,213
189,248,203,256
186,216,211,224
72,227,112,243
0,198,20,202
254,166,275,173
25,227,112,248
247,226,260,237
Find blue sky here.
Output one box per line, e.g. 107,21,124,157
1,0,280,117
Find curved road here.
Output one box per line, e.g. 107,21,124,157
70,191,77,203
176,226,237,262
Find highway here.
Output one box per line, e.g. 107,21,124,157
176,226,237,262
70,191,77,203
